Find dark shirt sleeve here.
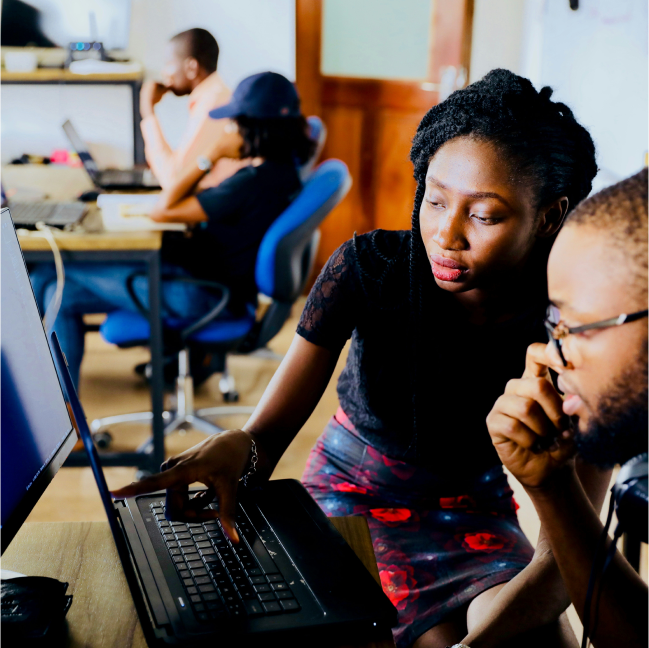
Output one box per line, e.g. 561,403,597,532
195,168,251,229
297,237,359,351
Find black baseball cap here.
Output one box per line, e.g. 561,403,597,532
208,71,301,120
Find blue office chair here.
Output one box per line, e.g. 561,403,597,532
300,116,327,182
90,159,351,449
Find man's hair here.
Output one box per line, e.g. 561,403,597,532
566,168,648,301
405,69,598,455
171,28,219,74
235,115,316,164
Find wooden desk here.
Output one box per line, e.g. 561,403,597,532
2,518,395,648
5,165,166,475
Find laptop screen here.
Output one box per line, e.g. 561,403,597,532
0,208,77,552
62,119,100,180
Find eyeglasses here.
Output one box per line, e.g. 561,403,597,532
544,305,649,367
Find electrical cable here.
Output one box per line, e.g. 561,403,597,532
25,222,66,331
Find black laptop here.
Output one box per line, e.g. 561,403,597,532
0,207,397,645
62,120,160,190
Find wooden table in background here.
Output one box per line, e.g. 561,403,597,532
4,165,167,475
2,517,395,648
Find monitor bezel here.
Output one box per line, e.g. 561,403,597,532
0,207,78,554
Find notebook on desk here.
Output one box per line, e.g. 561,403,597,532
0,207,397,645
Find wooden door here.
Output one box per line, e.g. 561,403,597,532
296,0,474,269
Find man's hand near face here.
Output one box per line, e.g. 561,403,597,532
140,81,168,119
487,342,576,489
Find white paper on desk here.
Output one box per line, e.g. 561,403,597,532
68,60,143,75
97,194,186,231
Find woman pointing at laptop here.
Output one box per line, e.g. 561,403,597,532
115,70,609,648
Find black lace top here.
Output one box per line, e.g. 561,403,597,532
297,229,548,478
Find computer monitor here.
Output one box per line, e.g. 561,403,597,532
0,208,78,553
1,0,131,50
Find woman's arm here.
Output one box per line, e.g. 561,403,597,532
149,124,245,223
462,460,611,648
112,335,341,541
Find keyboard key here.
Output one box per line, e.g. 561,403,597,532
173,555,185,564
203,523,219,531
158,521,170,528
275,590,294,600
189,527,205,535
199,547,216,556
191,568,208,577
178,540,194,547
271,582,288,591
203,555,220,564
194,576,212,586
206,530,222,538
175,533,191,540
190,595,202,604
247,537,278,574
186,586,198,595
181,547,198,557
203,593,219,602
192,535,208,543
205,600,223,610
258,592,276,602
244,600,264,616
254,584,271,593
238,587,256,600
210,609,228,620
280,599,300,612
247,567,262,577
198,584,216,593
187,560,203,570
169,548,181,557
178,569,190,579
196,541,211,549
167,541,179,549
262,601,282,614
170,521,185,527
196,612,209,623
220,586,234,596
232,575,247,587
188,523,203,528
266,574,283,582
194,603,205,612
250,576,266,585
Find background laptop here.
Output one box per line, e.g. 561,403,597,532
62,120,160,190
1,206,397,645
1,181,87,229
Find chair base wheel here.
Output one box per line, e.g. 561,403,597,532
94,431,113,450
222,391,239,403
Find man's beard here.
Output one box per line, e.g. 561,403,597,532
574,355,648,469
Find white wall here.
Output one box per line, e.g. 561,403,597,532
469,0,526,84
1,0,295,164
469,0,648,190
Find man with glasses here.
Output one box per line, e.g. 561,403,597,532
486,168,648,648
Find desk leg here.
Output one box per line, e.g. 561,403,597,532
148,251,165,473
132,80,145,166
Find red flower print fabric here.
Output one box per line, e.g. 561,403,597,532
302,410,535,648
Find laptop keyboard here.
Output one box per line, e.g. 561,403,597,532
148,500,301,623
11,201,86,226
103,170,143,185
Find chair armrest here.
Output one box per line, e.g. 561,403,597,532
125,272,231,341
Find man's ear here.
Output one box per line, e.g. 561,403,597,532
536,196,569,238
185,57,199,81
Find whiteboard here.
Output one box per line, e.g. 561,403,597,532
527,0,648,191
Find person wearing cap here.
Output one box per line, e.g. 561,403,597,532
30,72,315,389
140,27,248,191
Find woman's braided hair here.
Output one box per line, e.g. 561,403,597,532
406,68,598,457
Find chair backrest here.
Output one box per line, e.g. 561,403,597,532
299,115,328,182
255,158,351,303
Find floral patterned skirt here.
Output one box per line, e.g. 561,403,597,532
302,408,535,648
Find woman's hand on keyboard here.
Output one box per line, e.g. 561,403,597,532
111,430,263,543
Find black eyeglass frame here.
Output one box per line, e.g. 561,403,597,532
544,307,649,366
